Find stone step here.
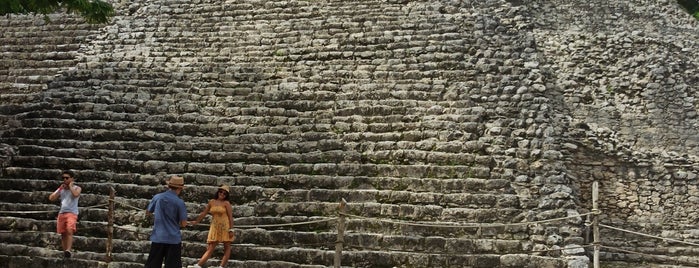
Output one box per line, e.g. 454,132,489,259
0,215,145,241
0,250,566,268
0,178,517,217
0,214,335,245
0,37,82,49
4,67,70,79
0,244,336,268
0,253,115,268
0,227,568,267
0,189,111,209
0,177,516,208
0,241,196,267
345,217,527,239
0,194,525,231
0,213,336,243
6,134,490,160
0,198,149,224
5,153,496,180
0,100,489,126
0,231,337,266
0,179,160,198
0,82,47,92
0,209,59,223
0,102,55,115
1,203,528,245
0,222,532,257
0,178,288,207
2,167,160,187
0,192,528,236
0,36,86,47
0,251,332,268
1,109,490,138
3,167,511,194
258,188,519,208
0,18,93,31
0,188,338,220
0,93,42,103
1,51,78,62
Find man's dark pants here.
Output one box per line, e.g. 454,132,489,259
144,242,182,268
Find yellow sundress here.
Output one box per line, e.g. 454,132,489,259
206,200,233,243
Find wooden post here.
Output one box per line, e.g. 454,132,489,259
592,181,599,268
106,187,115,262
334,198,347,268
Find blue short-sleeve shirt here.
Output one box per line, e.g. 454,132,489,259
147,190,187,244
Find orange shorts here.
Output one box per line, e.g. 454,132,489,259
57,213,77,234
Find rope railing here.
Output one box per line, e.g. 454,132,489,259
599,245,699,267
0,209,57,214
233,217,338,229
5,185,699,268
110,198,144,211
608,220,699,230
100,198,604,267
108,198,339,229
340,211,595,228
600,223,699,247
343,242,596,256
228,242,335,249
0,202,108,214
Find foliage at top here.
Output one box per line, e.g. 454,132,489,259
677,0,699,20
0,0,114,24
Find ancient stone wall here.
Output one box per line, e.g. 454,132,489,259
525,0,699,264
1,0,699,267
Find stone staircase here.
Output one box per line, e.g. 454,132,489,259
0,14,98,94
0,0,590,267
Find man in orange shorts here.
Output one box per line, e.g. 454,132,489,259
48,170,81,258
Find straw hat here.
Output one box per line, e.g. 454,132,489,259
167,176,185,188
218,185,230,193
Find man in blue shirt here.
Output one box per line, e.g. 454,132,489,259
144,176,189,268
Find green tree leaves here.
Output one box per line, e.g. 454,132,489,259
0,0,115,24
677,0,699,19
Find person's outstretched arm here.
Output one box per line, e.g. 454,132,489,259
190,200,212,225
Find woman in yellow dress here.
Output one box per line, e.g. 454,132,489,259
188,185,234,268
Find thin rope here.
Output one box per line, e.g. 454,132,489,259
0,210,56,214
340,211,595,228
113,225,151,238
0,203,107,214
614,220,699,229
110,198,144,211
599,245,699,267
110,198,337,229
234,217,338,229
600,224,699,247
83,203,108,209
230,242,334,248
343,242,594,256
